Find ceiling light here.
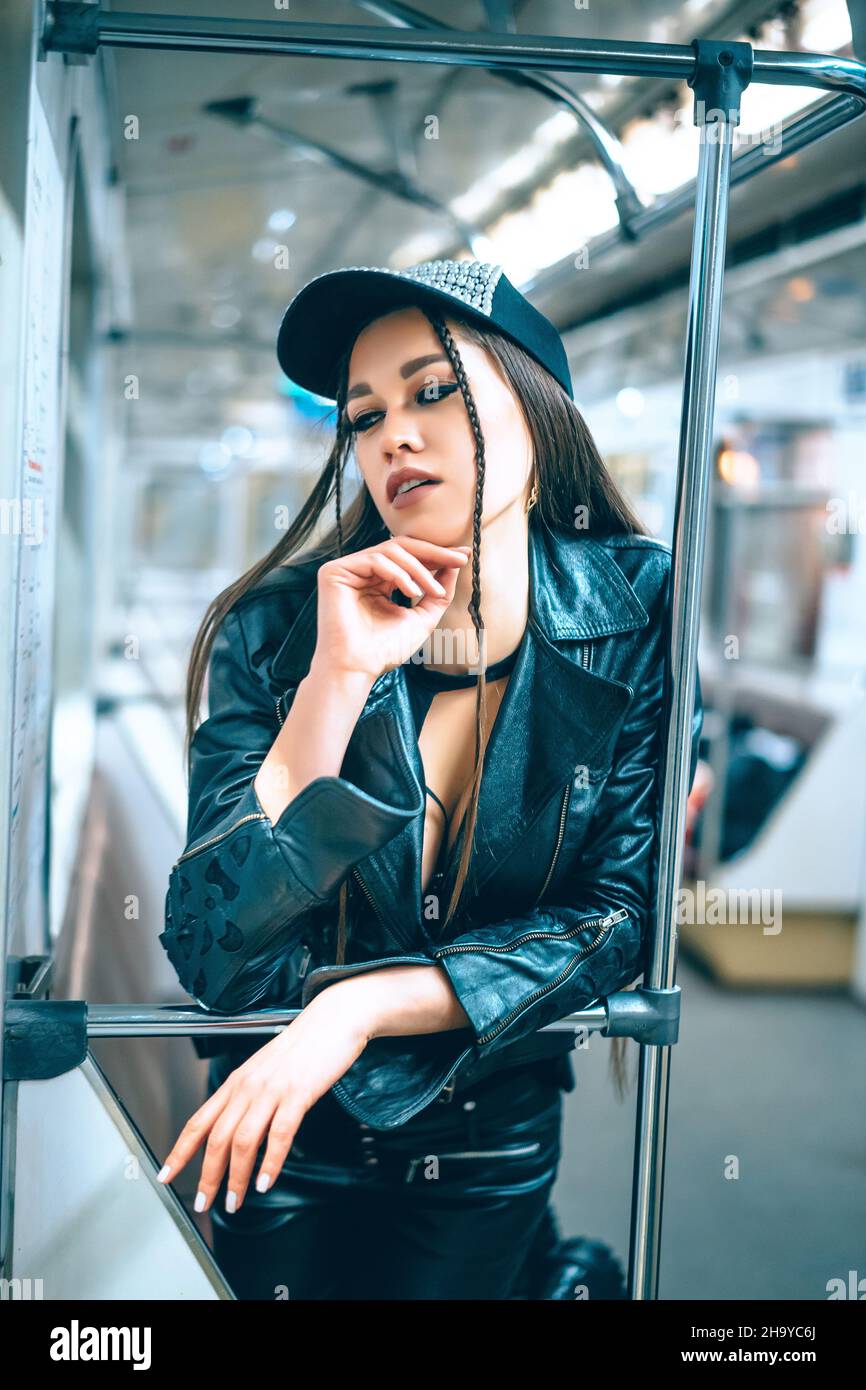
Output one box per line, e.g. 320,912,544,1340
267,209,296,232
199,442,232,474
221,425,255,456
616,388,645,418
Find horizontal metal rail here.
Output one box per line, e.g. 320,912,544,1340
41,8,866,104
85,1001,609,1037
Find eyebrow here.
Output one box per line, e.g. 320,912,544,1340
347,353,450,403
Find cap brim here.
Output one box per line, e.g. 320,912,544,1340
276,269,505,402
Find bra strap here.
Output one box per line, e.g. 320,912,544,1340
425,785,450,823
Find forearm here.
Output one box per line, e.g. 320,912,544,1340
316,964,472,1045
254,656,373,824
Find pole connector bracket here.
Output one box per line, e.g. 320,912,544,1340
688,38,754,127
603,986,681,1046
3,999,88,1080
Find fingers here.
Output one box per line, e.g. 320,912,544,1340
388,536,470,567
190,1088,274,1214
409,560,462,617
220,1091,300,1211
365,550,443,601
322,537,468,605
242,1099,305,1202
165,1084,303,1215
156,1086,232,1187
382,540,467,597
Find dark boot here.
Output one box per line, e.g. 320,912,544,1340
532,1235,628,1300
510,1204,628,1300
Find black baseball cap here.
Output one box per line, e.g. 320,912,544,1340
276,258,574,402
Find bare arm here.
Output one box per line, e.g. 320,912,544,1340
253,656,373,824
253,537,469,825
319,962,473,1042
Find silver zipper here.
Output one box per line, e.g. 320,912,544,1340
533,782,572,907
527,635,589,905
353,866,415,954
174,811,268,867
433,908,628,1045
353,866,384,925
433,905,627,959
404,1140,541,1182
275,695,284,727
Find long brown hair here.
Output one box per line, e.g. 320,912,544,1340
183,305,650,1097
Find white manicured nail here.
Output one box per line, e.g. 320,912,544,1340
256,1172,271,1193
225,1189,238,1213
194,1190,207,1212
156,1164,171,1183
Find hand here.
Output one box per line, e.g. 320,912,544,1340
156,988,371,1213
314,534,470,682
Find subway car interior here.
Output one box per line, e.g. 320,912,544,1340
1,0,865,1315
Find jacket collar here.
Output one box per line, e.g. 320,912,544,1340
270,521,650,953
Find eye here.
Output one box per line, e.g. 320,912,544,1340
347,408,382,435
415,380,459,406
347,380,459,435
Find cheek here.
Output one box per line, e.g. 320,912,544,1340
354,447,382,501
476,410,531,505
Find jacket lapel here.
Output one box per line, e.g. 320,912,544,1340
269,522,651,949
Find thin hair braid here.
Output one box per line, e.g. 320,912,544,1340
333,406,352,965
422,311,490,936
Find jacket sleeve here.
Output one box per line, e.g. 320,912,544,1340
159,597,424,1013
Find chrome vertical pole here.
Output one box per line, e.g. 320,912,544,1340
628,40,753,1301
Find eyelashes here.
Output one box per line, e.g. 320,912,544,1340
347,380,459,435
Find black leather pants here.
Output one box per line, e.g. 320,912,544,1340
208,1059,563,1300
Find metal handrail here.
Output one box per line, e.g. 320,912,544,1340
84,1000,609,1038
37,11,866,104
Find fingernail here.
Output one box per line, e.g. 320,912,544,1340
410,581,423,596
225,1189,238,1214
194,1190,207,1213
256,1172,271,1193
157,1164,171,1183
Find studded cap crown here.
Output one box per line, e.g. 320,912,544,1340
347,258,504,313
276,257,573,401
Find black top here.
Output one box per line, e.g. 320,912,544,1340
404,644,520,692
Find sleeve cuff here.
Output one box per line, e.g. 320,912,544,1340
266,774,422,901
300,953,477,1129
330,1032,477,1130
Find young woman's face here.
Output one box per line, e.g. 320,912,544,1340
345,305,533,545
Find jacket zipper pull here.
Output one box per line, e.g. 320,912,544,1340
298,946,312,979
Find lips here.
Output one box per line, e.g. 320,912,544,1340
387,467,442,504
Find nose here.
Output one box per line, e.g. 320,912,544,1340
378,404,423,462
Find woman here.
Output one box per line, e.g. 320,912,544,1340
157,258,703,1300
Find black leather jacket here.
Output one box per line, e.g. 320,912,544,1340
160,520,703,1131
